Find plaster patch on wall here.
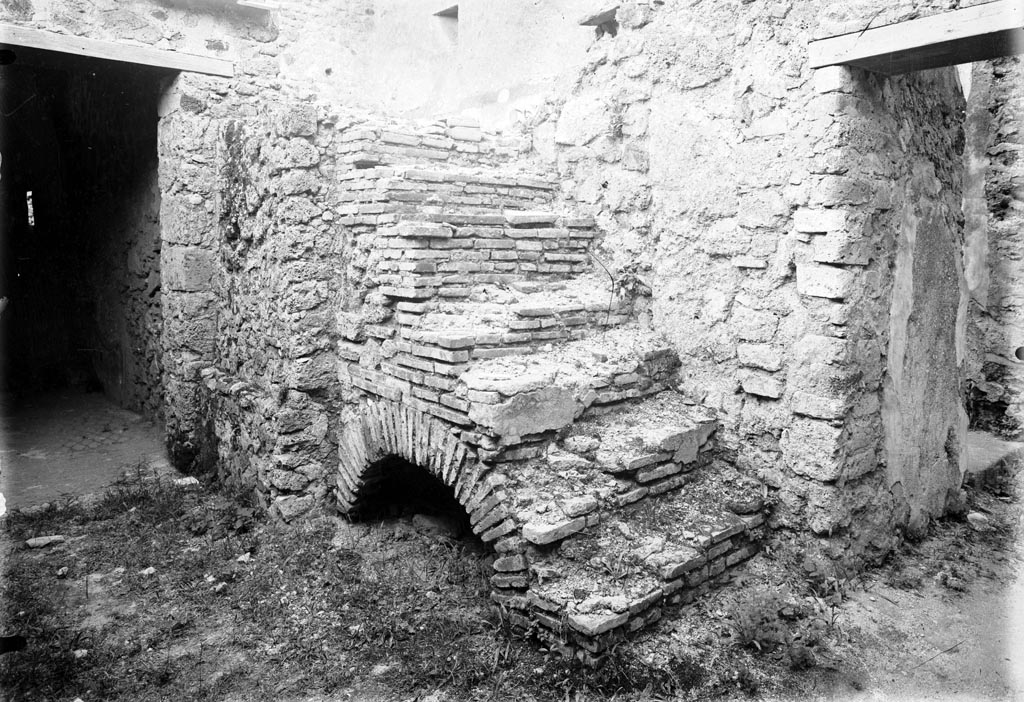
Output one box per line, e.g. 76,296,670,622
883,160,967,538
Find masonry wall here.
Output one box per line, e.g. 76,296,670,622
1,0,984,564
206,108,541,519
6,0,593,125
964,57,1024,437
533,0,969,562
203,104,342,519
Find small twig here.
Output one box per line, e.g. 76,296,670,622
909,639,966,670
856,9,886,38
874,591,899,606
585,249,616,325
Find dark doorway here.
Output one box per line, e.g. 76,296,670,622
0,46,169,418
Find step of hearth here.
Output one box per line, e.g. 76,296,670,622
497,392,721,538
457,325,681,442
499,462,765,656
336,166,559,217
337,119,529,170
339,324,678,436
370,217,598,301
373,275,634,361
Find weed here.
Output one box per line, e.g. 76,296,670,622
5,496,86,540
90,477,186,525
727,586,791,653
613,261,652,298
733,664,760,695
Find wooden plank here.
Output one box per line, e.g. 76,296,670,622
0,23,234,77
809,0,1024,75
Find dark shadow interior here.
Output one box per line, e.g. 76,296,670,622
350,455,477,538
0,46,170,419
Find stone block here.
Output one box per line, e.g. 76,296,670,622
812,232,871,266
522,516,587,545
481,519,518,542
628,588,663,616
648,547,705,580
649,474,689,495
493,555,528,573
794,334,850,365
447,126,482,142
164,247,214,292
462,367,553,395
559,495,599,517
555,91,608,146
393,221,453,238
279,196,321,224
813,66,855,94
276,103,317,137
639,426,688,453
468,386,579,437
740,373,784,399
625,452,673,471
567,611,629,637
268,469,310,491
409,343,469,363
490,573,528,588
274,494,315,522
796,263,855,300
781,417,844,482
732,305,779,342
793,208,847,233
792,391,847,420
271,138,320,171
813,176,874,207
467,389,501,404
616,487,649,507
805,483,851,535
636,462,681,483
737,343,783,372
505,210,559,226
726,542,760,567
670,421,717,464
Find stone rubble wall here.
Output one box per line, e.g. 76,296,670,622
532,0,968,563
203,112,555,518
964,57,1024,436
1,0,997,569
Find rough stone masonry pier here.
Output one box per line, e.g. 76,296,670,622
1,0,1021,659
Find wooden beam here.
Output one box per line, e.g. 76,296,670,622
809,0,1024,76
0,23,234,77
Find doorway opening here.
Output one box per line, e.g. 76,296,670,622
0,47,169,414
0,46,172,509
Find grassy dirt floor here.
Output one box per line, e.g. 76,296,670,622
1,458,1021,702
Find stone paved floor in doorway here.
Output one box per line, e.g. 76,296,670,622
0,391,169,510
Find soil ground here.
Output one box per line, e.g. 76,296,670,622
1,391,167,509
0,422,1021,700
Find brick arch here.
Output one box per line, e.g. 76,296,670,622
334,400,518,546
